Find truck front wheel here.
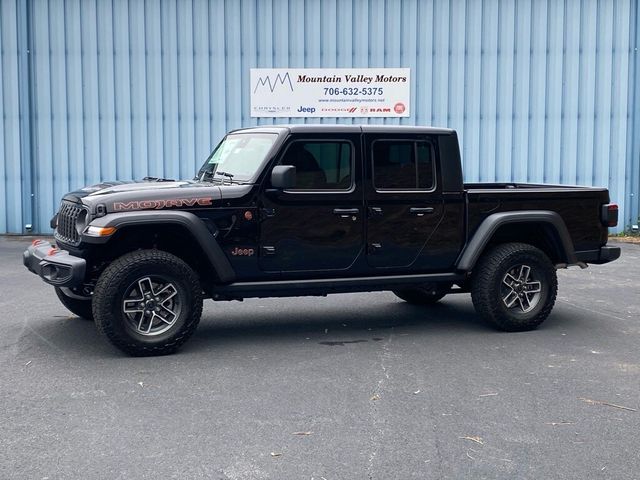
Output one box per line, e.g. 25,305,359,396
471,243,557,331
92,250,203,356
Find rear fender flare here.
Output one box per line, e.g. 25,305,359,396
456,210,577,272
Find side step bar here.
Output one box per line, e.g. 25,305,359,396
211,272,465,300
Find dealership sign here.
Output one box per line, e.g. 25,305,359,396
250,68,410,118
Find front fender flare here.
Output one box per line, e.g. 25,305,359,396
82,210,235,283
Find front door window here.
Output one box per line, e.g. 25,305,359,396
278,141,353,191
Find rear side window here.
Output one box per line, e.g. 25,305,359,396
278,141,352,190
372,140,435,191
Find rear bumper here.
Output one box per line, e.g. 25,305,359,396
575,245,621,265
23,240,86,288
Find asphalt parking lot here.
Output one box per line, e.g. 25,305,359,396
1,237,639,480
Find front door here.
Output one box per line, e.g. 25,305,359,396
259,135,364,273
364,134,445,269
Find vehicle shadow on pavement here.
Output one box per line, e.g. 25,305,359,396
24,296,574,358
187,297,503,353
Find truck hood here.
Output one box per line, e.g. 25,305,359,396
65,180,193,199
62,179,254,214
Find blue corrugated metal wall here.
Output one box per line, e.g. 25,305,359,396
0,0,638,233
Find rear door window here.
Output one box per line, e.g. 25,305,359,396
372,140,435,191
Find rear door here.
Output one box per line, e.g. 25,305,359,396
258,134,364,273
364,134,445,269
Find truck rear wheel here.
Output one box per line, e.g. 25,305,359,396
471,243,557,331
54,287,93,321
93,250,203,356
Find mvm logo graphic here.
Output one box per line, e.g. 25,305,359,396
253,72,294,94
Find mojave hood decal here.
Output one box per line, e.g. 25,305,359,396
113,197,214,211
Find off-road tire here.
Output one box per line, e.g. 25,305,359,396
471,243,557,332
393,286,448,305
54,287,94,320
93,249,203,356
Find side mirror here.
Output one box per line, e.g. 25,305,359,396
271,165,296,189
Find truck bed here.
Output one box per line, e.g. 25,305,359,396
464,182,610,253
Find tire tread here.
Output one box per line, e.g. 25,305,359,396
471,242,557,331
93,250,203,356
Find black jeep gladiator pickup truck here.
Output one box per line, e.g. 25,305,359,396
24,125,621,356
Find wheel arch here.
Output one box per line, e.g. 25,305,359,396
457,211,578,272
83,211,235,283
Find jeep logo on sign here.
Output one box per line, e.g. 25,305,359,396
297,106,316,114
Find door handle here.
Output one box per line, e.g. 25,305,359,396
409,207,435,216
368,243,382,254
333,208,359,218
368,207,383,217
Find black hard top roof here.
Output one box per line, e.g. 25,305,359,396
230,124,455,135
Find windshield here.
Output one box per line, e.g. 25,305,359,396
196,132,277,183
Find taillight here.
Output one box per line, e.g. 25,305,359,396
601,203,618,227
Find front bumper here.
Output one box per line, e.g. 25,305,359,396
23,240,86,288
575,245,622,265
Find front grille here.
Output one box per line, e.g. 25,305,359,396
54,201,84,246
